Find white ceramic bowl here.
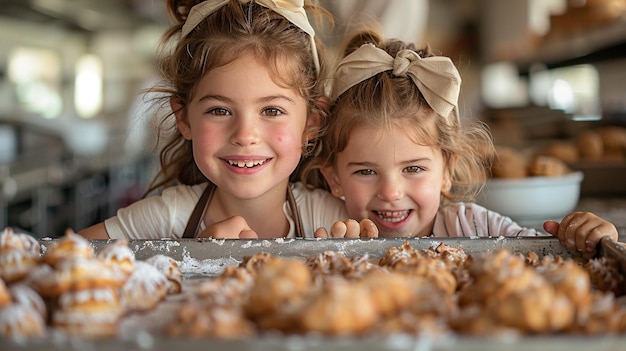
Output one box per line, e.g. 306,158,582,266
476,171,584,227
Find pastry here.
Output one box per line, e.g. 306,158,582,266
167,303,256,338
0,227,41,256
244,257,312,321
96,240,136,276
144,254,183,294
43,229,94,268
195,266,254,306
52,287,124,338
585,256,625,297
0,279,11,308
37,257,127,298
527,155,569,176
8,284,47,321
306,251,378,279
359,270,415,317
20,263,54,292
379,241,457,295
239,252,274,275
0,247,41,284
0,304,47,339
121,261,169,313
597,126,626,159
576,130,604,160
491,146,527,178
540,141,579,163
298,276,378,335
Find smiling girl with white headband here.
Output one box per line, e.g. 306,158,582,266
303,28,617,258
79,0,381,240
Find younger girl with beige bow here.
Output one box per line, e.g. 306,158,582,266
305,29,617,259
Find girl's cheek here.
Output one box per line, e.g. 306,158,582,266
272,127,297,144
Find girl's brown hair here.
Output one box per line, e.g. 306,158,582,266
301,29,495,203
143,0,330,195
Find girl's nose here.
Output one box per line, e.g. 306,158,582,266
377,179,403,202
230,117,260,146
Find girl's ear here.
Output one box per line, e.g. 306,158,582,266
171,97,192,140
320,166,344,198
303,96,328,140
442,155,458,192
442,172,452,192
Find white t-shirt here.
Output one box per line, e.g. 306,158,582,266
432,202,543,237
105,182,349,240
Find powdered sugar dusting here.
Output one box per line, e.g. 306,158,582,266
178,250,240,278
132,240,181,253
330,240,349,253
241,240,272,249
274,238,295,244
208,238,226,245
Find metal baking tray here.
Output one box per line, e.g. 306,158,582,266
3,236,626,351
84,236,574,261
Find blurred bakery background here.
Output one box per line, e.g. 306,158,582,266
1,0,625,238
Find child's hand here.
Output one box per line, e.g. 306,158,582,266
314,219,378,238
543,211,618,259
197,216,258,239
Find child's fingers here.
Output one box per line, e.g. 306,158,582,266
359,219,378,238
344,219,360,238
559,212,588,252
314,227,329,238
197,215,251,239
330,221,347,238
542,221,559,236
327,219,371,238
570,217,598,254
239,230,258,239
556,212,580,252
581,220,617,259
556,212,618,258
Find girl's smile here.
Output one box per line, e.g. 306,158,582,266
374,209,413,223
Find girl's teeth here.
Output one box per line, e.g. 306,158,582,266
376,210,409,223
228,159,267,168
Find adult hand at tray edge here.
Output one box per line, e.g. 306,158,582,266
543,211,618,259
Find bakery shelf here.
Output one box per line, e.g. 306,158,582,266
515,14,626,73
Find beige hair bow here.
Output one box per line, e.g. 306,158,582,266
331,43,461,121
181,0,320,73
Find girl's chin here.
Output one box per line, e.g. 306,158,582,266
374,220,425,238
374,222,417,238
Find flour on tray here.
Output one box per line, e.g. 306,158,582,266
178,251,241,278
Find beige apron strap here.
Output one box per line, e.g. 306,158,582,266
182,184,215,239
287,185,305,238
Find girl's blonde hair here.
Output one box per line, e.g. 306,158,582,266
301,29,495,203
143,0,330,195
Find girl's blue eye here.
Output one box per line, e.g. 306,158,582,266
262,107,284,117
404,166,423,173
208,107,230,116
354,169,376,176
